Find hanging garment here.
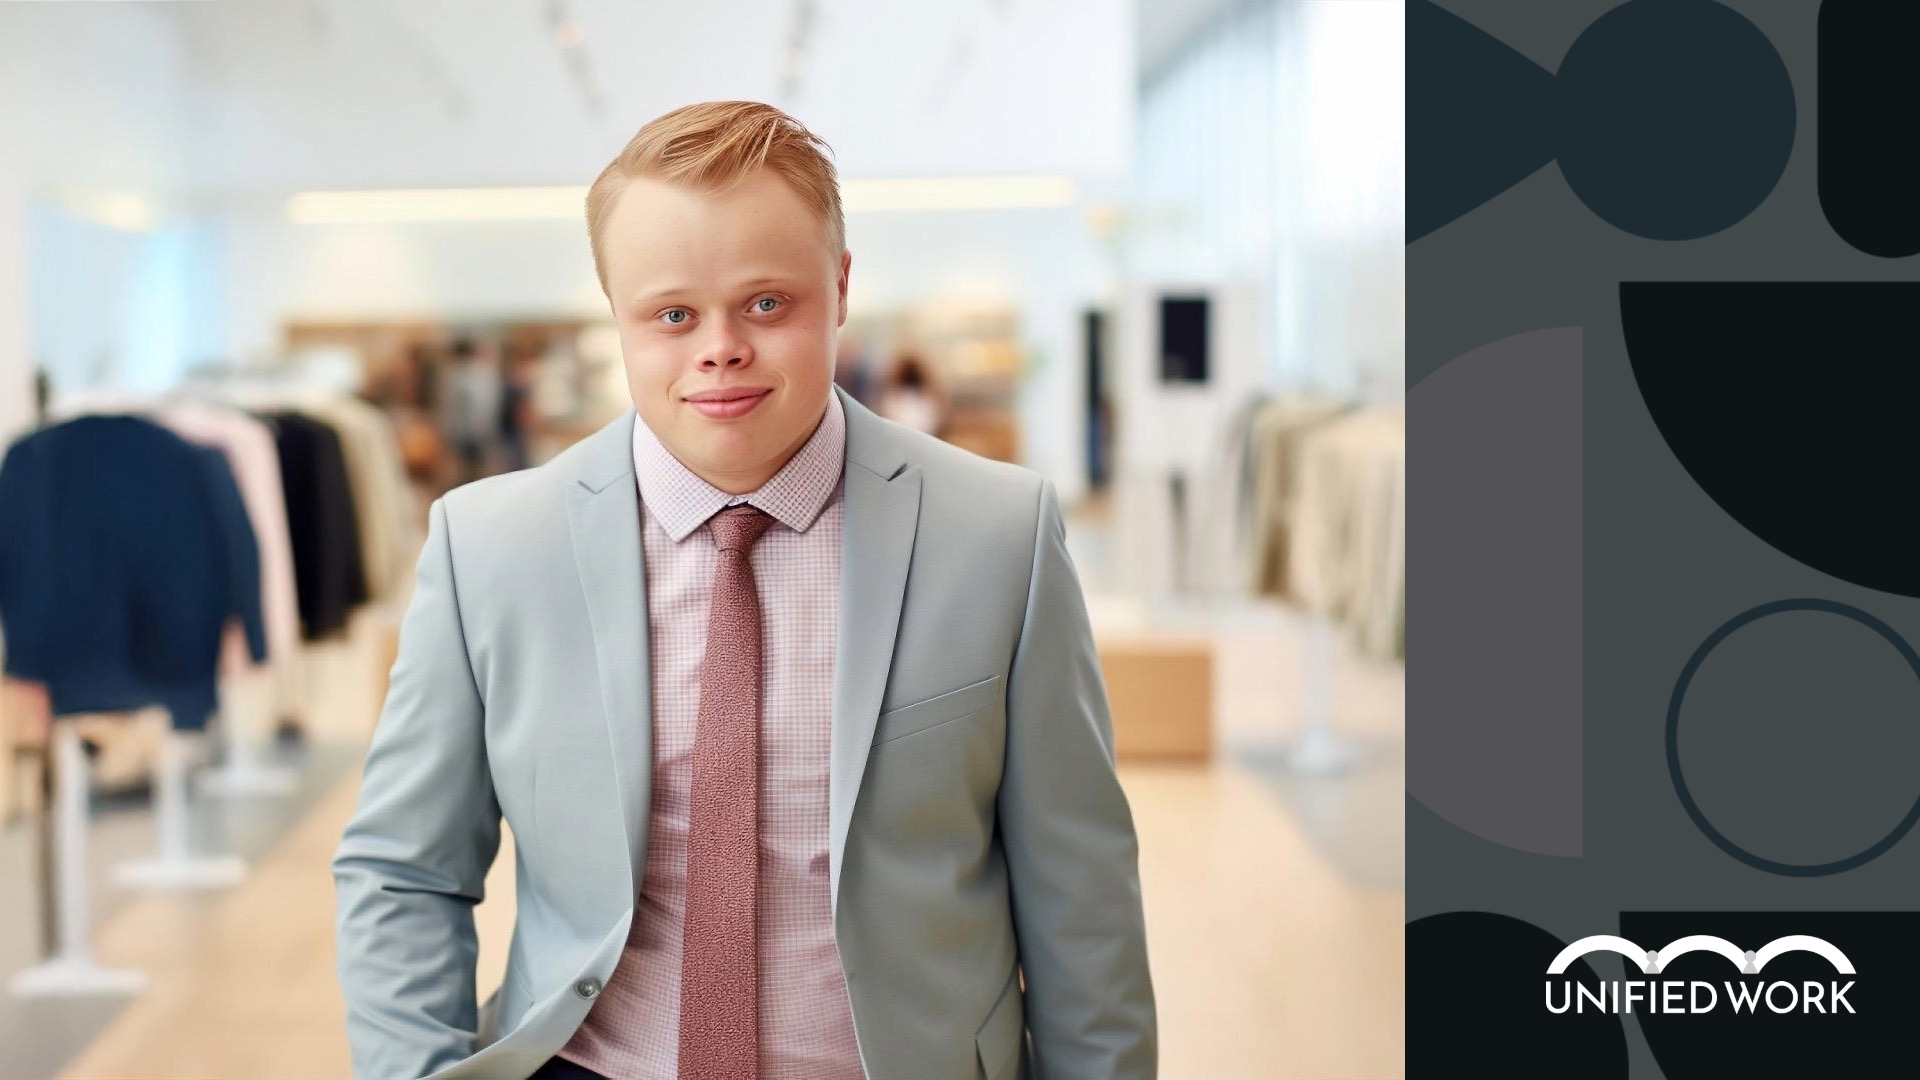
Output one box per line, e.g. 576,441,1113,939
1367,428,1406,661
1247,396,1353,599
262,411,369,641
157,399,302,673
1289,405,1406,661
1224,393,1272,537
43,391,302,674
298,396,418,606
0,416,265,729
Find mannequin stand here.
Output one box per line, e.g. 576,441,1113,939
1287,612,1360,776
114,729,247,890
200,670,295,798
9,724,148,997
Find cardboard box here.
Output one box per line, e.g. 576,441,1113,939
1096,633,1214,762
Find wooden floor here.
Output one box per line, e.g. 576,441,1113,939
41,596,1403,1080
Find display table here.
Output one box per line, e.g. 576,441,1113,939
1097,633,1215,762
1087,594,1215,762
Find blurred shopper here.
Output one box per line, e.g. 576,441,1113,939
875,350,949,437
333,100,1156,1080
442,338,503,483
499,346,536,472
832,333,873,405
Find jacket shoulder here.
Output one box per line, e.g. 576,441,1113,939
888,423,1049,542
435,433,611,549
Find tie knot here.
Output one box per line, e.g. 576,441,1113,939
707,504,776,553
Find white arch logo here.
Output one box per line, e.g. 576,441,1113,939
1547,935,1856,977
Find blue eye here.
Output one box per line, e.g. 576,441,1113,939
755,297,780,313
662,309,689,325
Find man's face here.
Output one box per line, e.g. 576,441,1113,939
600,167,851,494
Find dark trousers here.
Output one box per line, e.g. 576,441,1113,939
529,1056,609,1080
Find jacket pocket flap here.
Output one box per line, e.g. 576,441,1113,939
872,674,1002,746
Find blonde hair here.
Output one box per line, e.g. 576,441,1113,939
585,100,845,295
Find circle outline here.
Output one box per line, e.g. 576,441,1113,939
1667,597,1920,877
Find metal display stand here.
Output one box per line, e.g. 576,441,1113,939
8,724,149,998
114,729,247,890
199,669,295,798
1287,611,1360,775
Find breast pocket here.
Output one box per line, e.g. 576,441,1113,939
871,674,1003,747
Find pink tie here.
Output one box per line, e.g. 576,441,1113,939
678,505,777,1080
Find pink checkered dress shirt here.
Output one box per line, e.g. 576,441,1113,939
560,392,867,1078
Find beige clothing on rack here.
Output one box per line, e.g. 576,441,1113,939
1288,405,1405,661
1247,396,1351,599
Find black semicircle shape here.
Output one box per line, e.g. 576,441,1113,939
1409,911,1627,1078
1622,282,1920,597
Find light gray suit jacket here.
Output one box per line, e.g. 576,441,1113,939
332,387,1157,1079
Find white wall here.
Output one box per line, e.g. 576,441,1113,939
1129,0,1404,398
0,3,195,443
0,173,31,449
200,202,610,362
1276,0,1405,400
1110,0,1405,597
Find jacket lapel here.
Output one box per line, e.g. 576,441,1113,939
829,386,921,918
564,410,653,902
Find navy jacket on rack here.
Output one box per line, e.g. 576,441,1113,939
0,415,266,730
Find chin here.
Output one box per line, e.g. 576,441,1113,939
693,428,767,464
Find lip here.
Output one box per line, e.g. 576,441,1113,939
684,387,771,419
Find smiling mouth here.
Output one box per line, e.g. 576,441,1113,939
685,388,772,419
685,389,769,403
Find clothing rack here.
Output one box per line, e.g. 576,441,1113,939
1235,391,1405,776
40,386,304,803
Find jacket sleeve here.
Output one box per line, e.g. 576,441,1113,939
332,496,502,1080
999,477,1159,1078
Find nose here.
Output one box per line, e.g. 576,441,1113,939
697,322,753,371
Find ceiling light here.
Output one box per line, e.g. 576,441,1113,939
53,192,156,232
286,187,588,224
842,176,1078,212
284,175,1080,226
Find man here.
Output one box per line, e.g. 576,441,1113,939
443,338,504,485
333,100,1157,1080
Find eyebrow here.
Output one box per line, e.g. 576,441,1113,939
632,276,795,305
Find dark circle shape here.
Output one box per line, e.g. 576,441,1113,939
1557,0,1794,240
1667,598,1920,877
1408,912,1627,1078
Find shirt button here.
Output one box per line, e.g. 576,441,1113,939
575,977,602,1000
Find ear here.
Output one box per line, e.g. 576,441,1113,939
836,249,853,328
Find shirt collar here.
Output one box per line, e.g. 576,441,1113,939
631,390,846,542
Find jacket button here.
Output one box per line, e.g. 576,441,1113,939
574,977,602,1000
